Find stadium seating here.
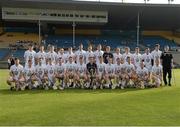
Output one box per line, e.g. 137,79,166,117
11,49,26,60
4,27,38,33
0,48,10,60
142,30,180,45
55,29,101,35
0,32,40,48
0,27,3,34
45,35,137,49
141,36,177,49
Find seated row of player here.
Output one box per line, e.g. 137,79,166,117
7,54,163,91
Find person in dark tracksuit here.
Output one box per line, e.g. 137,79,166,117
103,46,113,64
160,46,173,86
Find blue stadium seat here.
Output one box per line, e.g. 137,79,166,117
45,35,137,49
12,49,26,60
141,36,177,49
0,49,9,60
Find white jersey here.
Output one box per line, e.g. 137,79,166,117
105,64,115,74
65,52,75,62
46,51,57,64
75,50,86,63
122,52,132,62
85,51,94,63
35,51,46,65
10,64,24,80
57,53,66,63
113,53,122,64
151,50,162,62
76,63,86,75
133,53,142,68
46,64,56,77
142,53,152,72
56,63,65,74
23,66,35,80
35,64,46,78
94,50,104,63
97,62,106,75
136,67,149,77
115,63,126,74
65,62,77,73
152,65,162,76
125,63,135,75
24,50,36,66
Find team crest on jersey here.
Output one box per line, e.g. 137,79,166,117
27,71,32,76
14,70,18,75
156,68,161,75
146,57,150,62
127,68,131,73
69,66,73,71
99,66,103,72
39,70,43,75
50,69,54,74
79,68,84,73
136,58,139,62
58,68,64,73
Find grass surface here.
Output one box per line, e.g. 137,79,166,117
0,69,180,126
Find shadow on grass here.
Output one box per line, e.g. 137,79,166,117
0,87,156,95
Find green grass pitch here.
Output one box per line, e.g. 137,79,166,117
0,69,180,126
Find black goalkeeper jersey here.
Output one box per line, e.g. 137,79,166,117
86,63,97,75
103,52,113,64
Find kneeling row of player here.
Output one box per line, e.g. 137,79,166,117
7,56,163,91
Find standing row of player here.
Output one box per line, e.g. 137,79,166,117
7,43,163,90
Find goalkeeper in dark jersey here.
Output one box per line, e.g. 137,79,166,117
86,55,97,89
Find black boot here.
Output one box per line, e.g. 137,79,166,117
168,78,171,86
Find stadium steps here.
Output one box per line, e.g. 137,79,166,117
0,27,3,34
0,32,41,48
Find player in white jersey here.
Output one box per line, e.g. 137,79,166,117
115,57,125,89
23,59,36,90
65,55,77,88
45,58,56,90
46,45,57,65
151,44,162,65
142,48,153,73
117,58,127,89
24,44,36,67
35,45,46,65
85,45,94,64
94,44,104,64
104,57,116,89
135,61,150,89
66,47,75,63
151,58,163,87
122,47,132,63
35,57,47,89
76,55,87,88
132,47,142,69
55,57,66,90
96,55,106,89
113,48,122,64
7,58,24,91
75,43,86,64
124,56,136,88
57,48,66,63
